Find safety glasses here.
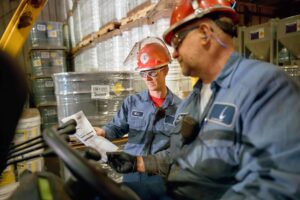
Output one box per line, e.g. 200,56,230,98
139,67,165,78
171,26,199,49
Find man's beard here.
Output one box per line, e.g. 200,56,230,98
181,65,192,77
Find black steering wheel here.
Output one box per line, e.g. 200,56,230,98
43,127,140,200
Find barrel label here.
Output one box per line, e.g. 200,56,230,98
112,82,124,96
91,85,110,99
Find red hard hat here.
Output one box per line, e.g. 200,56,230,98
124,37,171,71
163,0,238,45
137,43,171,71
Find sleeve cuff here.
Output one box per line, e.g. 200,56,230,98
143,155,158,174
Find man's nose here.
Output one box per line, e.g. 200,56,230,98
146,75,153,80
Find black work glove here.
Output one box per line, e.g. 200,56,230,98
106,151,137,173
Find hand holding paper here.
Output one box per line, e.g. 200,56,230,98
62,111,118,162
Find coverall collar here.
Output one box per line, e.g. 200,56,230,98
214,51,241,89
140,88,176,108
194,51,241,91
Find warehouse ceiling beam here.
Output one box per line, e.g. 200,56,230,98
0,0,48,58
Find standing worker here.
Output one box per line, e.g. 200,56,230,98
94,37,181,184
106,0,300,199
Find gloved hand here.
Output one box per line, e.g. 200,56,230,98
106,152,137,173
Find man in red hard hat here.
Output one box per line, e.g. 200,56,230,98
106,0,300,199
94,37,181,186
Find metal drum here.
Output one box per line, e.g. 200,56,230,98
53,72,135,126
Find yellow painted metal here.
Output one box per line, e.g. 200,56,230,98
0,0,48,58
191,77,199,86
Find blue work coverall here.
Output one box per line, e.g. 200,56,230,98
141,52,300,199
103,88,181,183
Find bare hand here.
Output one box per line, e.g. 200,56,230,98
94,127,106,137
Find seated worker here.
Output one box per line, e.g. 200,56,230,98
106,0,300,199
94,37,181,184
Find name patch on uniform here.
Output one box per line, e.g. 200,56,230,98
131,110,143,117
165,115,175,125
207,103,236,127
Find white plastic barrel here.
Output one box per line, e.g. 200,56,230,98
15,109,41,144
166,61,192,99
14,109,44,177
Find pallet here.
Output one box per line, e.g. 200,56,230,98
120,4,156,26
72,33,94,54
96,21,121,38
81,32,95,42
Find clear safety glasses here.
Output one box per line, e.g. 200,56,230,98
171,26,199,49
139,67,165,78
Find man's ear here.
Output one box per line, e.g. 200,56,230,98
198,23,213,43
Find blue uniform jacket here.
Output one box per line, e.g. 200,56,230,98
145,52,300,199
103,88,181,156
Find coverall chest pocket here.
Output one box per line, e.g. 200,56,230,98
128,116,146,129
161,115,176,135
201,131,235,147
199,129,237,167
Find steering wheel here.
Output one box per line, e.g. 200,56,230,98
43,127,140,200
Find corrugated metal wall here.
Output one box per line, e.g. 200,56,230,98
0,0,67,71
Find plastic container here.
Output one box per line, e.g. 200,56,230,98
75,46,98,72
30,22,48,47
15,109,41,144
166,61,192,99
133,73,147,93
68,16,76,48
30,21,64,48
56,94,122,125
32,78,56,106
16,156,44,178
97,41,106,70
73,7,83,45
15,109,44,176
111,36,125,71
80,0,101,38
30,50,67,77
100,0,126,25
47,22,64,47
3,109,43,187
38,106,58,130
53,72,135,125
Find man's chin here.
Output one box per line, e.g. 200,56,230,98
147,85,157,91
179,64,191,76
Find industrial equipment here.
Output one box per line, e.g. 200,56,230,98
0,0,48,57
276,15,300,78
233,26,245,55
243,19,278,64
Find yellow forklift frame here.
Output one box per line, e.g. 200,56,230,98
0,0,48,57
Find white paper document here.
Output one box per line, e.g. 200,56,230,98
61,111,118,162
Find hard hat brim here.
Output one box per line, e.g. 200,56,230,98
163,6,238,45
135,63,169,72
